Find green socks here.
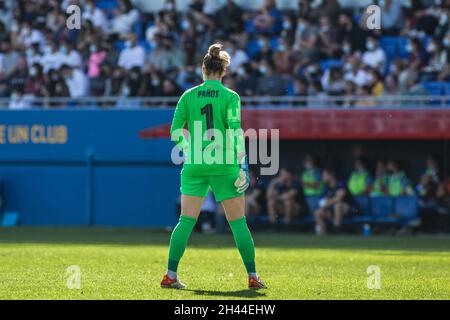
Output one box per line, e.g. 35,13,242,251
229,216,256,274
167,215,256,276
168,215,197,273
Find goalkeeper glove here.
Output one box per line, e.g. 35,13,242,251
234,155,250,194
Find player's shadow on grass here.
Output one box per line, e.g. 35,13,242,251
186,289,266,298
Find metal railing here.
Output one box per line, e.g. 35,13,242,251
0,95,449,110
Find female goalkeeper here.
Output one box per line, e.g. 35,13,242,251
160,43,266,290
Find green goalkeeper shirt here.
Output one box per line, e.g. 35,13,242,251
170,80,244,177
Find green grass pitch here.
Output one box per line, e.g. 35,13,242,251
1,227,450,300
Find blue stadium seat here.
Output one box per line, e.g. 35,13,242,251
269,37,280,50
371,196,397,223
425,82,447,96
246,40,261,58
1,212,19,227
380,37,398,61
96,0,118,10
394,196,419,225
351,196,373,224
245,20,256,34
320,59,342,71
380,36,410,60
355,196,371,215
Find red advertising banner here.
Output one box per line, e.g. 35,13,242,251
139,109,450,140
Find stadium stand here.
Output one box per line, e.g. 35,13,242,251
0,0,449,105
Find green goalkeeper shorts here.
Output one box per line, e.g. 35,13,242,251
180,172,243,202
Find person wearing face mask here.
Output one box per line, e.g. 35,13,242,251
82,0,108,32
227,40,249,73
41,41,66,74
24,63,45,97
87,42,106,78
60,64,88,98
118,33,146,71
111,0,140,38
16,22,45,49
255,60,285,96
61,40,82,69
301,154,323,196
337,12,366,52
45,68,70,99
362,36,387,73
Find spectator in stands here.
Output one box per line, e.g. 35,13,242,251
0,0,447,103
301,154,323,196
15,21,45,49
8,89,28,109
321,67,345,96
314,168,358,235
337,11,366,53
160,78,182,97
87,42,107,79
246,170,266,218
25,42,42,67
83,0,108,32
61,40,82,69
348,157,372,196
381,0,405,35
0,42,20,96
253,0,282,36
362,36,387,74
267,168,306,225
226,39,249,73
24,63,45,97
41,40,65,74
8,55,27,95
147,34,183,73
371,160,389,197
417,155,441,232
293,15,319,65
344,55,372,88
256,59,286,96
386,160,414,196
436,178,450,233
121,66,142,97
60,64,88,98
111,0,140,39
118,33,146,71
214,0,245,37
317,15,340,59
45,68,69,101
292,76,308,106
235,62,258,97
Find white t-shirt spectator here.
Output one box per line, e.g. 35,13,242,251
112,9,139,36
65,69,88,98
344,68,372,87
83,7,108,32
41,50,66,73
118,45,146,70
362,48,387,72
26,51,42,67
18,28,45,48
229,49,249,72
63,50,83,69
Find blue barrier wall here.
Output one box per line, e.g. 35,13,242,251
0,110,180,227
